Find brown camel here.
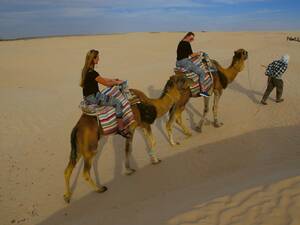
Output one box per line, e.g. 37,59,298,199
166,49,248,145
63,75,192,203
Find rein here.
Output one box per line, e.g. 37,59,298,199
246,57,262,117
247,58,252,92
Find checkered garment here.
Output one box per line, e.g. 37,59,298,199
265,60,288,79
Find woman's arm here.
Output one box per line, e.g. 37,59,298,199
190,50,205,58
190,52,200,58
95,76,123,87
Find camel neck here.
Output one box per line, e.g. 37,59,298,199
225,66,240,83
151,90,178,117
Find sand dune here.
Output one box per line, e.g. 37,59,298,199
0,32,300,225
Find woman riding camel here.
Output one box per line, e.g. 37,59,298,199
80,49,127,134
176,32,209,97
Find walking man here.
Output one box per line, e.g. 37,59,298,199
261,54,289,105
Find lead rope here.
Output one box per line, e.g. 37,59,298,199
246,57,262,117
247,57,252,92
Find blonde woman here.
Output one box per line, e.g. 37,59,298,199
80,49,127,134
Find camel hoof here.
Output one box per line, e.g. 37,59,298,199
125,168,136,175
195,126,202,133
96,186,108,193
63,194,71,203
204,120,211,125
214,122,223,128
171,141,180,146
185,132,192,137
151,159,162,165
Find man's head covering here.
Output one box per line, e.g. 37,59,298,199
281,54,290,64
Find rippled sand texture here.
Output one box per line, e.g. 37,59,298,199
169,176,300,225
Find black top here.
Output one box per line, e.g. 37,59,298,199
82,69,100,97
176,40,193,60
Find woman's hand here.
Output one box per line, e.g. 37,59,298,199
113,79,124,85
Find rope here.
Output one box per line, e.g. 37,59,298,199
246,57,263,117
247,57,252,91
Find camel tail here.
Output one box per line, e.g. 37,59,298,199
70,126,78,164
137,103,157,124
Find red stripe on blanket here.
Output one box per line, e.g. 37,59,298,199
97,86,136,135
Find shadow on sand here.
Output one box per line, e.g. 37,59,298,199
229,80,277,103
39,125,300,225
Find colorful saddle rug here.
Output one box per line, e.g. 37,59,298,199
174,54,216,97
79,86,137,136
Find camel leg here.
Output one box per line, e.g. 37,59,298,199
124,131,137,175
166,106,180,146
213,90,223,127
82,153,107,193
63,153,81,203
175,107,192,137
195,96,210,132
81,128,107,193
142,125,161,164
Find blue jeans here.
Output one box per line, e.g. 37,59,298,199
176,58,206,84
85,92,123,118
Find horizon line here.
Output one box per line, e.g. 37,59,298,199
1,30,300,42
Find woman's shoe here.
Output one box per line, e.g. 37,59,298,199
199,91,210,97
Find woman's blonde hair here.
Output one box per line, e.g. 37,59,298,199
80,49,99,87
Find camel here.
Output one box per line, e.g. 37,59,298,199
63,75,192,203
287,36,300,42
166,49,248,145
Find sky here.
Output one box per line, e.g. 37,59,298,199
0,0,300,39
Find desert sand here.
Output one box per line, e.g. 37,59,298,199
0,32,300,225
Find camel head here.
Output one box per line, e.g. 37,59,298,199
232,49,248,72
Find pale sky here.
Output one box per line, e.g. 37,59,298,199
0,0,299,39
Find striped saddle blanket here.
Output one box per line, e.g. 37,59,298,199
80,86,136,136
174,55,216,97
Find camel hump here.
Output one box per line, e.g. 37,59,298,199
137,103,157,124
